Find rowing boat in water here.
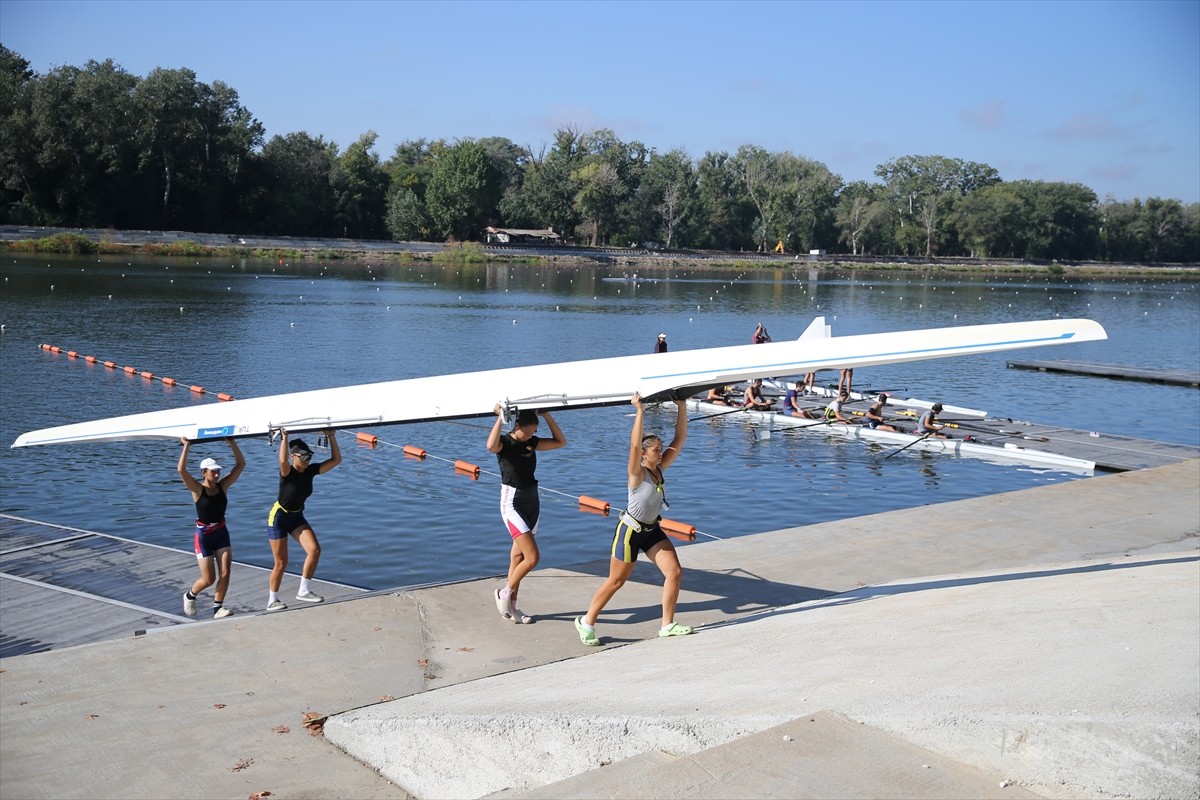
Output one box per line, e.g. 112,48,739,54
686,399,1096,474
759,380,987,418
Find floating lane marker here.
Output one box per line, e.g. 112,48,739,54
358,433,719,541
37,343,235,401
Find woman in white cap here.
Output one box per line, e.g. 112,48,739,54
654,333,668,353
178,437,245,618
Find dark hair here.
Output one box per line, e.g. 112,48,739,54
516,409,539,427
932,403,943,412
289,439,312,454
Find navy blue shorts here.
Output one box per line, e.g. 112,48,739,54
267,502,308,540
193,521,231,558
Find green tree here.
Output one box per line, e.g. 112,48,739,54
331,131,389,239
875,155,1000,256
424,139,499,241
835,181,889,255
258,132,336,236
0,45,37,222
132,67,206,227
518,127,583,239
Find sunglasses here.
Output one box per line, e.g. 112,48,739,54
293,452,312,463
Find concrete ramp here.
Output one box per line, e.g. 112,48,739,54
502,711,1042,799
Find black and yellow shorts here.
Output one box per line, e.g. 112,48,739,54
610,516,668,563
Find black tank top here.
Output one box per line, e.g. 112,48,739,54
277,466,318,511
497,433,539,488
195,485,227,523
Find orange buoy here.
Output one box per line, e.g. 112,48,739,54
356,432,378,446
661,518,696,541
85,355,97,363
123,365,136,374
190,385,206,395
579,495,611,513
455,465,480,480
103,361,116,369
39,344,51,351
402,445,427,459
50,346,62,353
161,377,176,386
67,351,78,358
217,392,234,401
140,370,154,379
454,459,481,478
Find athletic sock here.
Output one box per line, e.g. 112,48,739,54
298,578,311,596
185,590,197,601
660,622,674,632
212,601,223,615
268,591,279,605
578,618,595,631
499,586,512,599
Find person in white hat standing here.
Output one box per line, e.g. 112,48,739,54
654,333,668,353
178,437,246,618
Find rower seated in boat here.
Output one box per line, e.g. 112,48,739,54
825,390,853,424
916,403,951,438
783,381,820,419
864,394,899,432
744,378,774,410
705,386,735,406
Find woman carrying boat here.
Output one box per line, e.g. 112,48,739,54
178,437,245,619
486,405,567,624
575,393,691,646
266,428,341,610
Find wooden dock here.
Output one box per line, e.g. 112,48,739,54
0,514,367,658
1007,359,1200,387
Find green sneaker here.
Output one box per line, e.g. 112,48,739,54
658,621,693,637
574,616,600,646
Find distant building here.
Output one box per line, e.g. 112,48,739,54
485,227,560,244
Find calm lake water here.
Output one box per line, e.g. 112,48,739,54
2,253,1197,592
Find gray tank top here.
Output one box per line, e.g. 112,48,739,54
627,467,665,523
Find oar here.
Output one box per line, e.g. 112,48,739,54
688,404,750,422
884,430,938,459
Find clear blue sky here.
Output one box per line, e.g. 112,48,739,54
3,0,1197,202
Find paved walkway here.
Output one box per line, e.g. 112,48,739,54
1,460,1197,799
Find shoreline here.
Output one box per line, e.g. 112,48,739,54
3,225,1198,278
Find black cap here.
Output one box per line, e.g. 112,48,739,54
289,439,312,454
516,409,539,427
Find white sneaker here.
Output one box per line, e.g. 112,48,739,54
183,592,197,617
213,607,234,619
266,600,287,611
294,592,324,603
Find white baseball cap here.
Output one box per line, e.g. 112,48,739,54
199,457,223,472
658,333,666,338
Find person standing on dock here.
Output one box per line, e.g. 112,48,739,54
178,437,245,619
266,429,341,610
486,405,567,624
654,333,668,353
575,393,692,645
838,368,854,395
753,322,772,344
864,395,899,432
916,403,950,438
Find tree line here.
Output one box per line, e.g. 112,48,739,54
2,46,1197,263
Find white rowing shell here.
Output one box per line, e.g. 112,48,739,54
11,317,1106,447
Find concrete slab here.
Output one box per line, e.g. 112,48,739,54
506,712,1043,799
327,552,1199,800
1,460,1196,800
